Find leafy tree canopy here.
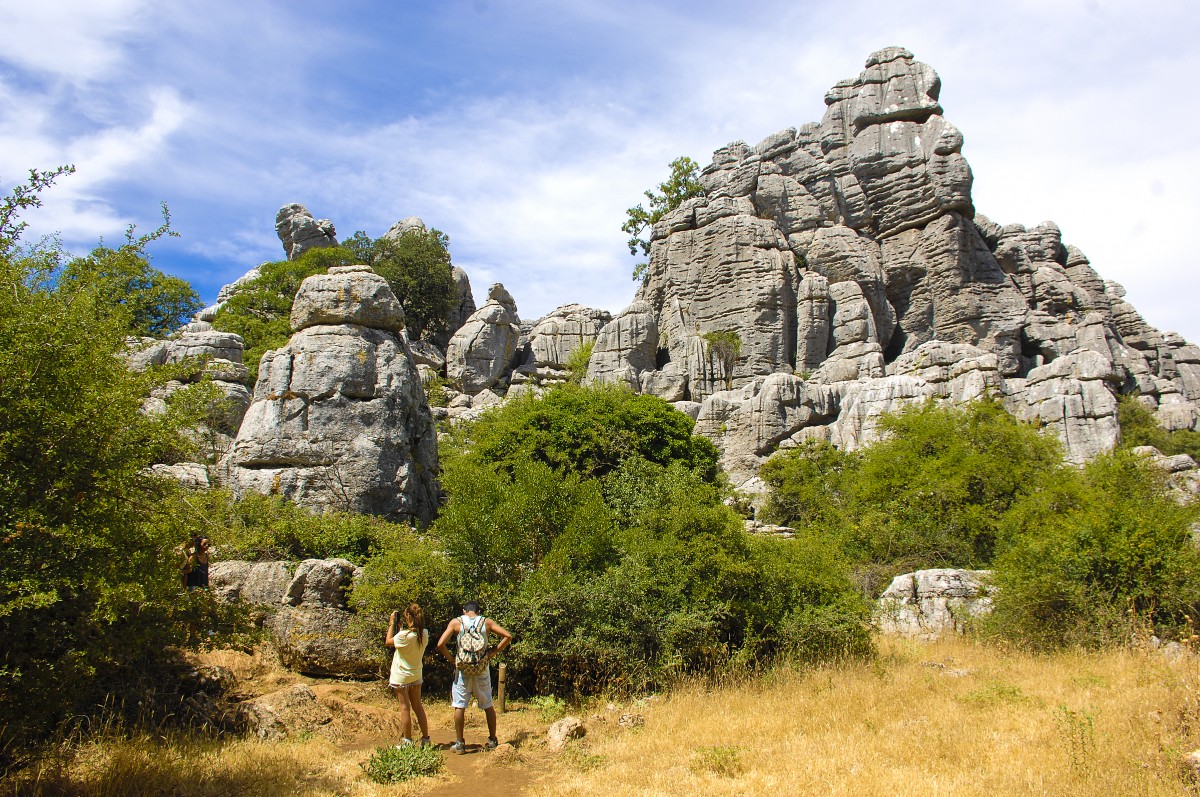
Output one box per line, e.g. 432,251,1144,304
0,169,244,760
344,227,456,339
621,156,703,281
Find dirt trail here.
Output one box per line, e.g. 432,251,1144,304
198,649,551,795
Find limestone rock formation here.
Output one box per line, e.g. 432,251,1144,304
875,569,994,638
445,283,522,395
276,203,337,260
511,304,611,387
228,265,439,523
582,47,1200,483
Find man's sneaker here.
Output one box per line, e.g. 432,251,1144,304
451,740,466,754
394,738,413,749
485,737,499,751
419,736,431,747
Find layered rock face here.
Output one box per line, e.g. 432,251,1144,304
228,265,439,523
593,47,1200,480
445,283,522,394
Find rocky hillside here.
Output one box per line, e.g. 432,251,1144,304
161,46,1200,513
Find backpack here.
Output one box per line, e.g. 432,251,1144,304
455,615,490,677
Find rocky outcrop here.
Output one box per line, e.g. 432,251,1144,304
445,283,522,395
578,47,1200,483
211,558,377,678
276,204,337,261
228,265,439,523
511,304,610,388
875,569,994,638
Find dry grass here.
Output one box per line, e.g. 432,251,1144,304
530,637,1200,796
8,637,1200,796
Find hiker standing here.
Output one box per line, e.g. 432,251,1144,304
183,535,210,590
387,603,431,747
436,601,512,753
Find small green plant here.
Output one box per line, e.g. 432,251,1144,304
690,745,745,777
364,744,443,784
962,680,1028,707
566,340,595,384
425,374,450,407
529,694,569,722
1054,705,1096,771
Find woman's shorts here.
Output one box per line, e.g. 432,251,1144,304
451,670,493,710
390,679,423,689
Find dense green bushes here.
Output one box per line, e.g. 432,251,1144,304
0,174,246,764
759,396,1200,650
356,384,870,696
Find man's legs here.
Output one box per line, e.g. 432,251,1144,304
454,707,466,743
484,706,498,740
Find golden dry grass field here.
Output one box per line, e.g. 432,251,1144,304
7,636,1200,796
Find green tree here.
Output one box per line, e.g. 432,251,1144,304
0,170,243,761
58,233,201,337
622,156,704,281
346,228,456,339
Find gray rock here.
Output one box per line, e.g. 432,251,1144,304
209,560,293,608
289,265,404,333
445,283,522,394
586,300,659,390
238,684,333,740
271,606,378,678
876,569,994,638
525,304,611,368
229,268,439,523
282,558,360,610
276,204,337,261
145,462,210,489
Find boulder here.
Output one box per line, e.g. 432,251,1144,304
209,560,293,608
525,304,611,368
229,266,439,523
282,558,359,610
586,301,659,391
445,283,522,394
271,606,378,678
276,204,337,261
876,569,994,638
238,684,332,740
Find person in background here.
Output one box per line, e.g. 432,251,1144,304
184,535,210,590
387,603,431,747
436,601,512,753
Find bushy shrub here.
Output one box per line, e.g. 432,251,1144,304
986,451,1200,648
1116,394,1200,460
180,490,412,562
761,398,1064,593
447,383,719,481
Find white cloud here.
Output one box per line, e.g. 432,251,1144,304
0,0,152,81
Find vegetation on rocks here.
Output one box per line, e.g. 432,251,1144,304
352,383,872,698
759,397,1200,649
344,227,456,340
621,156,703,281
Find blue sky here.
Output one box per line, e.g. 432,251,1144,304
3,0,1198,341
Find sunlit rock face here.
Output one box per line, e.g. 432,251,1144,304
229,265,439,523
595,47,1200,483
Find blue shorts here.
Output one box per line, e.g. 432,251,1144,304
451,669,493,710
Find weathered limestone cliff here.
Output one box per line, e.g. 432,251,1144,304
578,47,1200,482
